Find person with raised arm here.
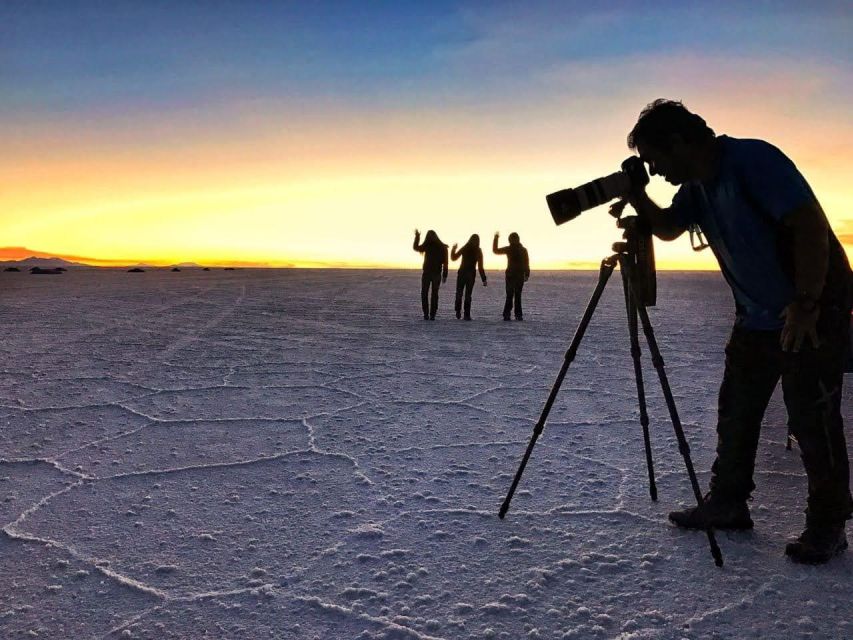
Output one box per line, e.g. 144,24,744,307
451,234,487,320
493,231,530,321
413,229,449,320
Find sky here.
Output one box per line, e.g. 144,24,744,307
1,1,851,269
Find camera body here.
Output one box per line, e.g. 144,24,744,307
547,157,649,225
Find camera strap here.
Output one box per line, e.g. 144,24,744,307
689,224,710,251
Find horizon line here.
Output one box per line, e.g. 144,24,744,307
0,245,727,271
3,244,852,271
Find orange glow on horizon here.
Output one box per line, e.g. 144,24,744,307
2,69,851,270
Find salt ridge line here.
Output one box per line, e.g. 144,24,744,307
0,457,93,481
102,590,451,640
159,283,246,360
54,424,152,460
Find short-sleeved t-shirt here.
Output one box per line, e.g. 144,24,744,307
669,135,817,330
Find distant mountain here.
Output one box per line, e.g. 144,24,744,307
0,256,89,268
172,262,204,268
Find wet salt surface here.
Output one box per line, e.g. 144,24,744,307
1,268,850,639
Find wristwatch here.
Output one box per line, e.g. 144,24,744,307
793,292,819,313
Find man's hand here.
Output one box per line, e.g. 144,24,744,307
779,302,820,352
494,232,499,240
452,243,458,252
609,198,629,219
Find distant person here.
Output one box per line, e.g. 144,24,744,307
451,234,487,320
413,229,449,320
619,98,852,564
493,231,530,321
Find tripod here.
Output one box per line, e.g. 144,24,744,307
498,217,724,567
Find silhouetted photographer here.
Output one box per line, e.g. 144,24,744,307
621,99,852,564
413,229,449,320
493,232,530,321
451,234,487,320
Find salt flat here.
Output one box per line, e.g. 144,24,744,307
1,268,850,639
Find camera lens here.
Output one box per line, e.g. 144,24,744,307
546,189,583,225
547,171,632,225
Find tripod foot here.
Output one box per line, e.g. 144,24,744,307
708,530,724,567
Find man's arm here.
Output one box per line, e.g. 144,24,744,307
523,248,530,280
477,249,487,284
413,230,422,252
451,243,461,261
785,202,829,302
492,233,508,254
624,191,687,241
779,201,829,352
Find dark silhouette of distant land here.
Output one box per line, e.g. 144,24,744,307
29,266,64,275
1,256,85,270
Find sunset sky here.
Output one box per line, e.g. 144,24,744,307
2,1,851,268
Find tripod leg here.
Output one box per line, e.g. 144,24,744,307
620,267,657,501
499,256,618,519
618,257,724,567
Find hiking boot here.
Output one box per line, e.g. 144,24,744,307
668,494,753,530
456,309,461,319
515,315,524,321
785,524,848,564
464,315,472,321
503,314,511,321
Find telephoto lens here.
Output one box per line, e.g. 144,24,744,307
547,172,632,225
546,157,649,225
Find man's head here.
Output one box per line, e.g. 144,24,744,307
508,232,520,245
628,99,716,185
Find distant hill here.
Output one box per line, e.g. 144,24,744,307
0,256,89,269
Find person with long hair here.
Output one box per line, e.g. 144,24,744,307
493,231,530,321
451,234,487,320
413,229,448,320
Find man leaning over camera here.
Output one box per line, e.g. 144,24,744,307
617,99,852,564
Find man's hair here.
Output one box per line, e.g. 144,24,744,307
508,232,520,243
627,99,715,150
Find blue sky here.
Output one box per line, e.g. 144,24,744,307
4,1,849,114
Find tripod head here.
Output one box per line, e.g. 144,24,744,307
611,215,657,307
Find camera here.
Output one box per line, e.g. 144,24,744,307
546,157,649,225
544,157,656,307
